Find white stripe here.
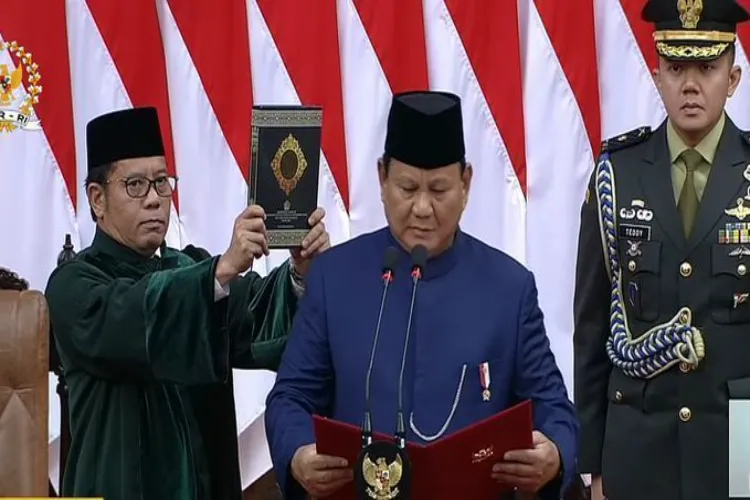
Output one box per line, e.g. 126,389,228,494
423,0,526,264
595,0,665,136
337,0,391,237
520,0,593,395
157,0,244,256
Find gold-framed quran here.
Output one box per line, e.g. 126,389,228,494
249,105,322,248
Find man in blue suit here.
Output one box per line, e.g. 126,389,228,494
265,90,578,499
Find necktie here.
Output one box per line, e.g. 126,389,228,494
678,149,702,238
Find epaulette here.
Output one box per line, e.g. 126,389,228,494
600,126,652,155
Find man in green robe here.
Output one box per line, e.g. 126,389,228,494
44,107,331,500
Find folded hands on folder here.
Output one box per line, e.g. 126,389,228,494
491,430,561,493
294,430,561,498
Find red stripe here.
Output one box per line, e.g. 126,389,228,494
353,0,429,92
535,0,601,153
445,1,527,193
257,0,350,210
1,3,77,209
87,0,179,210
620,0,658,74
168,0,253,179
736,0,750,58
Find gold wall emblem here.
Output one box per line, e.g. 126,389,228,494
271,133,308,198
0,39,42,133
677,0,703,29
362,454,403,499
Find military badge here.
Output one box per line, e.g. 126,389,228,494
743,164,750,184
626,240,643,257
729,246,750,259
619,199,653,222
725,198,750,221
733,292,749,309
355,441,412,500
678,0,703,29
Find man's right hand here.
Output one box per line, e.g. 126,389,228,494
216,204,269,285
591,475,606,500
291,443,352,498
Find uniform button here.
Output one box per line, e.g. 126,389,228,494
739,264,747,276
614,391,623,403
628,260,636,272
679,406,692,422
679,362,691,373
680,262,692,277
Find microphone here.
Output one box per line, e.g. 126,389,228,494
354,246,419,500
361,246,400,448
394,245,427,449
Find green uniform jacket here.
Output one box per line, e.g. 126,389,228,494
574,118,750,500
45,228,298,500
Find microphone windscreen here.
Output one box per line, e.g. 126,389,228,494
410,245,427,270
383,246,400,273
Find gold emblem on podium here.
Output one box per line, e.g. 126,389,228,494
271,133,307,203
362,453,403,499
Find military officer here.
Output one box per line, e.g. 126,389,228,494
574,0,750,499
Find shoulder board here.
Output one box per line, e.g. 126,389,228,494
741,130,750,146
600,126,652,155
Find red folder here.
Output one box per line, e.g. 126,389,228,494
313,399,533,499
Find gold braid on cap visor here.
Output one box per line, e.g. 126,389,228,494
654,30,735,58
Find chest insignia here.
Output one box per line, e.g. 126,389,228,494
626,240,643,257
718,223,750,245
733,292,749,309
725,198,750,221
728,246,750,258
619,199,654,222
743,164,750,183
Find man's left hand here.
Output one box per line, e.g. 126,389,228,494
290,207,330,277
491,430,560,493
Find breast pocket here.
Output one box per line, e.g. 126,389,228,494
710,244,750,324
618,239,661,322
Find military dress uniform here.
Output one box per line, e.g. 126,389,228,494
574,1,750,499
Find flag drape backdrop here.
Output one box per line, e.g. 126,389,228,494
4,0,750,490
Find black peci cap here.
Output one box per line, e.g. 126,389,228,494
384,91,466,169
86,107,165,171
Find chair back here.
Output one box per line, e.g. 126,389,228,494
0,289,49,495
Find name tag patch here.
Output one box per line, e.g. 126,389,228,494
619,224,651,241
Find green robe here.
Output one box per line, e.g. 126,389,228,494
45,228,298,500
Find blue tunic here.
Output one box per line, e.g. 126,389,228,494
265,228,578,498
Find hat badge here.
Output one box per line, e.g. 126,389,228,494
678,0,703,29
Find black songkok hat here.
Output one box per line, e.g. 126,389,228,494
642,0,749,61
384,91,465,169
86,107,165,171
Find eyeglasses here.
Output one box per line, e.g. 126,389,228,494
112,175,178,199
